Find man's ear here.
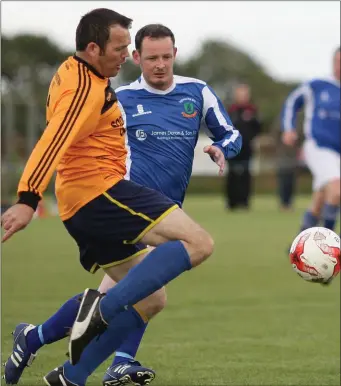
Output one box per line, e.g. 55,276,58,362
85,42,101,58
132,50,140,65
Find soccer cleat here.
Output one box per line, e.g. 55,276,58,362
43,366,80,386
69,288,107,365
102,360,156,386
2,323,36,384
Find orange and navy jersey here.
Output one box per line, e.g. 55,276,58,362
17,56,127,220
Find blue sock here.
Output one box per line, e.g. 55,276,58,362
26,326,44,354
100,241,192,322
27,293,82,353
63,307,145,385
300,210,319,232
113,324,148,365
322,204,339,231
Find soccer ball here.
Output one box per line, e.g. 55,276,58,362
289,227,340,284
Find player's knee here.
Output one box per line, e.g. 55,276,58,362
201,232,215,259
189,230,215,267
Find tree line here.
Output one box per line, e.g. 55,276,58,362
2,34,298,132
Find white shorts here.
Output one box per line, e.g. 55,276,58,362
303,139,340,191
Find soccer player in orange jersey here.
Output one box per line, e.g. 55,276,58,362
1,8,219,386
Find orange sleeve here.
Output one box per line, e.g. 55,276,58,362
17,73,100,210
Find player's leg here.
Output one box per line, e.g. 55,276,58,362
3,235,105,385
96,255,160,386
298,190,324,232
64,180,213,374
52,245,166,386
2,293,83,385
3,246,155,386
98,263,153,370
99,272,149,365
303,140,340,231
297,140,325,234
87,252,162,386
322,178,340,231
83,180,213,320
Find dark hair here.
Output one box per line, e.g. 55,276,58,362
76,8,132,51
334,46,340,57
135,24,175,52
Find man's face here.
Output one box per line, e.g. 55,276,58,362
234,84,250,104
333,50,340,81
133,37,177,90
96,25,131,78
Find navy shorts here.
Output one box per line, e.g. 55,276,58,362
63,179,178,273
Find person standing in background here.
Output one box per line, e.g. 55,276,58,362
272,116,302,212
225,83,261,210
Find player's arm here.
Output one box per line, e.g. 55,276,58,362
1,82,100,242
281,82,309,146
18,87,99,208
201,85,242,174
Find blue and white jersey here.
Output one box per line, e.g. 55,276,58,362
116,75,241,206
281,77,340,153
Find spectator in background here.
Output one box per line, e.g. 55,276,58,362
272,116,303,212
277,149,297,211
225,83,261,210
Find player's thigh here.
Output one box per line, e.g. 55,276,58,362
98,274,116,294
97,250,150,292
140,207,213,252
103,247,152,282
95,180,212,252
304,140,340,191
102,181,215,260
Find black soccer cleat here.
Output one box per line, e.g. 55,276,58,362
68,288,107,365
43,366,80,386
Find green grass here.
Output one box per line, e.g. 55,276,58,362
1,195,340,385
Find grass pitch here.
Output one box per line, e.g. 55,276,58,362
1,195,340,385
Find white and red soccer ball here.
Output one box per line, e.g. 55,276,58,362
289,227,340,284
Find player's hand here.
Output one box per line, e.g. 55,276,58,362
1,204,35,243
282,131,298,147
203,145,225,176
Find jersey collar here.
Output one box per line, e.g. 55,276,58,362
140,75,176,94
73,55,106,80
324,75,340,87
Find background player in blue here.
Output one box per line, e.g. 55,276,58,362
3,24,242,386
281,47,340,236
